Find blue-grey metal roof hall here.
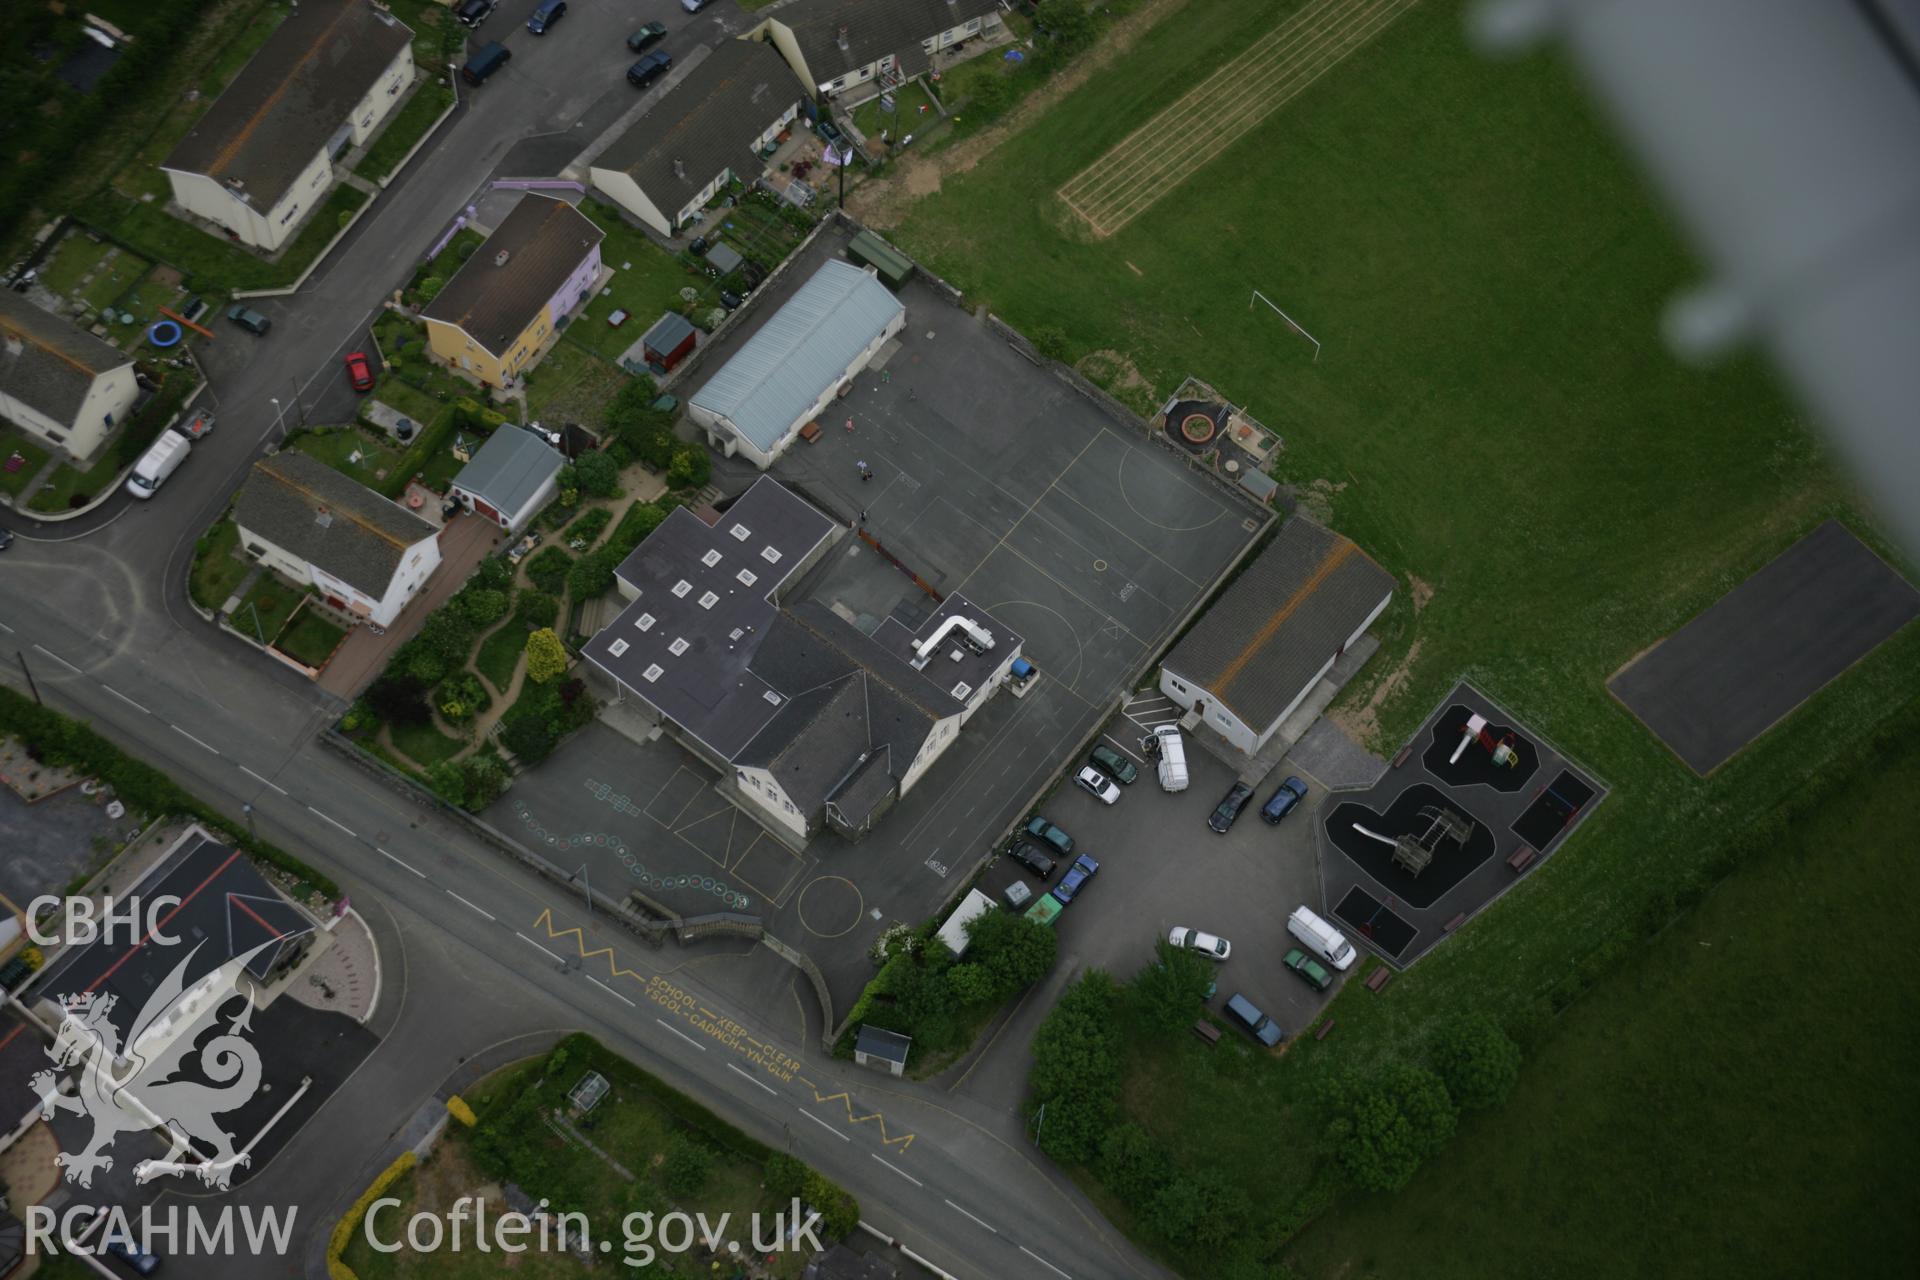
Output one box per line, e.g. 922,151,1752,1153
691,260,902,453
451,425,564,513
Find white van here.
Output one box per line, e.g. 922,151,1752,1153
124,429,190,499
1152,724,1188,792
1287,905,1357,970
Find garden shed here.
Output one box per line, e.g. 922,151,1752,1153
641,311,698,373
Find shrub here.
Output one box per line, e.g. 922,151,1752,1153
523,546,574,594
573,450,621,498
1098,1124,1172,1204
516,591,560,629
502,714,558,763
800,1170,859,1241
525,628,567,684
1322,1062,1458,1192
454,587,510,628
1031,325,1071,362
1427,1014,1522,1110
427,755,510,811
328,1151,416,1277
666,446,710,490
565,547,619,600
1129,938,1216,1034
417,275,444,302
660,1136,712,1197
1027,971,1123,1162
365,674,430,726
764,1152,808,1200
609,501,671,557
965,909,1057,1001
473,555,514,591
447,1096,477,1126
437,672,487,724
566,507,612,549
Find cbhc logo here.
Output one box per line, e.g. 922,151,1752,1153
25,896,183,947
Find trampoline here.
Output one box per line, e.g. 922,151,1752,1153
1422,704,1539,792
1512,770,1596,851
1333,886,1417,959
146,319,183,348
1324,783,1497,909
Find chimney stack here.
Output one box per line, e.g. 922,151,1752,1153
837,24,850,50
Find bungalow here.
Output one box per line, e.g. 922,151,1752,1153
0,290,139,461
421,195,606,389
160,0,414,252
232,451,441,628
590,40,802,237
447,426,565,534
747,0,1001,100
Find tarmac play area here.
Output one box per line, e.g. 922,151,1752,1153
1317,681,1607,966
1608,520,1920,775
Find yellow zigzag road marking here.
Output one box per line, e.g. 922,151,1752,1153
534,909,647,983
810,1089,915,1152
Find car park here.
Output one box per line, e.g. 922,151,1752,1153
1283,947,1333,992
626,21,667,51
226,303,270,336
526,0,565,33
456,0,495,26
1052,854,1100,904
1074,765,1121,805
1207,781,1255,834
461,40,511,85
1260,775,1308,824
343,350,375,392
1224,993,1285,1046
1088,744,1138,785
1168,926,1231,961
1004,841,1056,880
627,50,672,88
1024,815,1073,856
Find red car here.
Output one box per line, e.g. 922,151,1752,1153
343,350,375,392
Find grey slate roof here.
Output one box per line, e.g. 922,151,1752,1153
450,426,565,515
826,747,897,828
641,310,697,356
594,40,799,215
233,452,437,597
0,289,132,425
423,196,605,358
854,1024,911,1063
1163,519,1394,732
778,0,999,84
162,0,412,210
691,260,902,452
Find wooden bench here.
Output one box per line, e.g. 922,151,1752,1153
1508,845,1536,873
1444,912,1468,932
1191,1019,1221,1046
1313,1019,1335,1041
1392,744,1413,769
1364,967,1392,993
799,420,823,444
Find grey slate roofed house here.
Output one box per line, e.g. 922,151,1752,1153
422,196,608,360
1160,518,1394,755
447,426,566,533
233,452,437,600
0,289,139,459
590,40,802,236
768,0,1001,90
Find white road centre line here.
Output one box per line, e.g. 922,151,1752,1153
1020,1245,1073,1278
100,685,151,715
31,644,80,673
377,847,428,878
444,890,495,922
944,1200,998,1234
654,1018,707,1052
306,806,355,837
515,932,565,964
173,724,220,755
586,975,635,1007
870,1154,922,1187
727,1062,778,1096
239,766,287,795
0,620,12,633
797,1107,850,1142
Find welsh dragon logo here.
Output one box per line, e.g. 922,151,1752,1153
32,941,276,1190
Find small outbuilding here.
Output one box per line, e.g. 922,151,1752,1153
847,231,913,290
707,243,744,278
447,425,566,533
640,311,698,373
935,888,996,958
853,1025,911,1078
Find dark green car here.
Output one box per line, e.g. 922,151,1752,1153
1283,947,1333,992
1088,744,1138,786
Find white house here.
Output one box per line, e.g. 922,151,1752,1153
160,0,414,252
0,290,139,461
232,452,441,628
689,260,903,468
1160,519,1395,756
590,40,802,237
446,426,566,534
747,0,1001,100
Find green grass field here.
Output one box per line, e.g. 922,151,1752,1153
1285,729,1920,1280
288,425,410,491
354,80,455,185
877,0,1920,1258
233,575,303,647
389,717,465,769
190,519,249,610
274,608,347,668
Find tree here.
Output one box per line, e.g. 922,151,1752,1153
1028,971,1123,1162
565,548,618,600
1129,938,1215,1034
364,674,429,725
502,713,558,764
1427,1014,1521,1110
454,587,509,627
1097,1124,1171,1205
1323,1063,1457,1192
965,910,1057,999
763,1152,807,1200
525,628,567,684
473,555,514,591
666,446,710,490
523,546,573,595
945,963,995,1006
573,449,621,498
515,591,559,629
661,1136,712,1197
437,672,486,724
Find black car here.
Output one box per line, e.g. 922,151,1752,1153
627,50,672,88
0,526,13,551
526,0,565,34
627,21,667,52
1088,744,1138,786
1004,841,1056,880
1207,782,1255,834
456,0,495,27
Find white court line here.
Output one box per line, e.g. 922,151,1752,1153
797,1107,850,1142
0,620,12,633
173,724,220,755
1020,1245,1073,1278
515,931,565,963
727,1062,777,1096
654,1018,706,1052
32,644,80,674
944,1200,997,1234
240,766,287,795
307,806,355,837
100,685,150,715
587,975,636,1007
377,847,427,878
871,1154,922,1187
445,890,495,922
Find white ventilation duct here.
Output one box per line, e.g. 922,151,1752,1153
911,615,995,668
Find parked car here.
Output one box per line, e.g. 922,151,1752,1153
1024,815,1073,856
1088,743,1138,785
225,303,270,336
1260,775,1308,824
1168,927,1232,961
461,40,511,85
343,350,375,392
1052,854,1100,904
456,0,495,26
1004,841,1056,880
627,21,667,51
1073,765,1120,805
106,1240,161,1275
682,0,712,11
1283,947,1334,992
0,526,13,551
1224,993,1285,1046
1207,781,1255,834
627,49,672,88
526,0,565,33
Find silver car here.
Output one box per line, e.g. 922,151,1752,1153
1168,926,1232,961
1074,765,1120,805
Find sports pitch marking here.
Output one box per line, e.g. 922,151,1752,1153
1058,0,1421,236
